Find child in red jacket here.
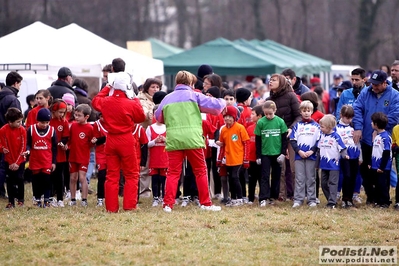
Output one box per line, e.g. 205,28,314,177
0,108,27,208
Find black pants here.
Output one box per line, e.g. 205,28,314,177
226,165,243,200
341,158,359,202
259,155,281,201
248,161,261,202
51,162,66,201
151,173,166,198
0,154,7,196
210,147,221,194
32,172,51,201
370,169,391,205
97,169,106,199
360,143,373,203
183,161,198,198
5,162,25,204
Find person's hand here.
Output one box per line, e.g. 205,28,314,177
353,130,362,144
287,129,292,138
147,112,153,121
2,147,9,154
256,158,261,165
304,150,314,157
140,166,146,171
9,163,19,171
51,164,56,172
222,157,226,165
298,150,307,159
216,141,223,147
22,150,30,157
91,137,97,144
277,154,285,166
377,168,383,173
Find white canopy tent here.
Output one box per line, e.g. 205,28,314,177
0,22,164,84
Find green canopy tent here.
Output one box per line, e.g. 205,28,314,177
162,38,283,76
233,38,316,75
250,39,332,74
147,38,184,60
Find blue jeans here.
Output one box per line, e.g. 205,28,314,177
86,151,96,184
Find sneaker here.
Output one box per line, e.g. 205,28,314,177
163,205,172,213
174,198,180,205
213,193,222,200
17,201,24,207
152,197,160,207
259,200,267,207
225,199,236,207
242,197,249,204
58,200,65,208
379,204,389,209
69,200,77,206
181,196,190,207
220,198,230,204
65,190,71,200
327,204,336,209
394,203,399,210
247,201,253,205
76,191,82,200
308,202,317,207
336,194,341,201
268,199,275,205
43,201,51,208
35,200,42,208
81,200,88,207
96,199,104,207
232,199,244,206
342,201,353,209
316,198,321,204
192,196,200,206
292,202,301,208
200,205,221,211
50,198,58,207
5,203,14,209
352,194,362,204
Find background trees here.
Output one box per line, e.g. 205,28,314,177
1,0,398,71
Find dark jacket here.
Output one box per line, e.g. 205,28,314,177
75,87,97,122
47,79,78,103
293,77,310,96
0,86,21,127
267,86,301,129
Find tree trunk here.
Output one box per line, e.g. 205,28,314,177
253,0,265,40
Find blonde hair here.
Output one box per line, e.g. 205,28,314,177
299,100,314,112
263,100,277,111
319,114,336,129
175,70,197,86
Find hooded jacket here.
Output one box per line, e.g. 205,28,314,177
292,77,310,96
155,84,226,151
0,86,21,128
47,79,78,104
267,85,301,129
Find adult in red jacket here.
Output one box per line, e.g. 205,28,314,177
92,72,145,212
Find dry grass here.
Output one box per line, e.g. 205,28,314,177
0,181,398,266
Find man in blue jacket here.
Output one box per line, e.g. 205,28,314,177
353,70,399,205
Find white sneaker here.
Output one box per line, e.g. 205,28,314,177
308,202,317,207
69,200,77,206
50,198,58,207
213,193,222,200
316,198,321,204
247,201,253,205
193,196,200,206
65,191,71,200
152,197,160,207
81,201,88,207
200,205,221,211
181,196,190,207
259,200,267,207
352,194,362,204
232,199,244,206
242,197,249,204
163,206,172,213
96,199,104,207
57,200,65,208
292,202,301,208
76,190,82,200
225,199,236,207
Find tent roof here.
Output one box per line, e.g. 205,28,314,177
163,38,279,75
147,38,184,59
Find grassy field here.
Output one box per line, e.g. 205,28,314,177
0,181,398,266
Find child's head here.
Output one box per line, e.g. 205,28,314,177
50,99,67,120
153,91,167,105
35,89,52,107
74,104,91,124
319,114,336,134
36,108,51,129
251,105,264,123
5,107,23,128
26,94,36,108
206,86,221,98
300,91,318,113
299,100,313,120
235,88,252,106
339,105,354,124
62,93,75,113
223,105,237,127
175,71,197,87
262,100,277,120
222,89,236,106
371,112,388,130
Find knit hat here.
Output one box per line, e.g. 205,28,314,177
197,64,213,79
207,86,221,98
310,77,321,85
62,93,75,107
51,101,67,111
37,108,51,122
223,105,237,121
153,91,167,105
58,67,73,78
235,88,251,103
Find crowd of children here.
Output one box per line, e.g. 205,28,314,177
0,69,398,212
